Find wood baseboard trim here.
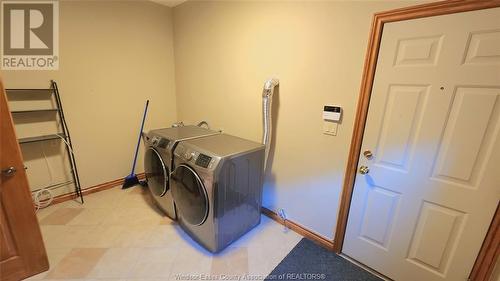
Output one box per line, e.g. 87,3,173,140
47,178,336,251
261,207,335,251
46,176,336,251
46,173,146,205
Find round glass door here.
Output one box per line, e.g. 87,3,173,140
144,148,168,197
171,164,208,225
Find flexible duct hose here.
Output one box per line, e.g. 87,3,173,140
262,78,279,171
197,121,210,129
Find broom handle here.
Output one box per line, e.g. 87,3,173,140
130,100,149,175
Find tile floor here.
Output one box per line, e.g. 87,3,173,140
29,185,302,281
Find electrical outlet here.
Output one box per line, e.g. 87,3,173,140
278,208,287,220
278,208,289,231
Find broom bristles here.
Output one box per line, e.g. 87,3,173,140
122,174,139,189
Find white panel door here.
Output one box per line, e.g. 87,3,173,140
343,7,500,281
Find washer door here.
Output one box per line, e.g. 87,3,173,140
171,164,208,226
144,148,169,197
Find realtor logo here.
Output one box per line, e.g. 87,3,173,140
1,1,59,70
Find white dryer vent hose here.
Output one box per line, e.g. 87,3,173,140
262,78,279,171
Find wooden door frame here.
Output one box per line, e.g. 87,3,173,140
333,0,500,280
469,204,500,281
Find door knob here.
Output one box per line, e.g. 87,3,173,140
359,166,370,175
363,150,373,159
2,166,17,177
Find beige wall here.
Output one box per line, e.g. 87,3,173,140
1,0,426,239
2,1,177,196
172,0,422,239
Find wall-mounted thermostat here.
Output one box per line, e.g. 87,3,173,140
323,106,342,122
323,105,342,136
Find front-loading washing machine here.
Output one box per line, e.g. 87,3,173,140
143,125,220,219
171,133,265,252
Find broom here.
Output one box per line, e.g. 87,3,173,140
122,100,149,189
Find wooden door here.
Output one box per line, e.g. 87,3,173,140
0,78,49,280
343,7,500,281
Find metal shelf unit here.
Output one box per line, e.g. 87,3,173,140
6,80,84,203
11,109,59,114
18,134,66,144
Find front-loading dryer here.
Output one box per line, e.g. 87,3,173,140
143,125,219,219
171,134,265,252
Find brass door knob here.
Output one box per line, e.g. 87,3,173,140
359,166,370,175
363,150,373,159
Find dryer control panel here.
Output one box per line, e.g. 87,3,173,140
196,154,212,168
175,144,217,170
150,136,169,149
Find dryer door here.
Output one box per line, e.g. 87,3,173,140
171,164,208,226
144,148,169,197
